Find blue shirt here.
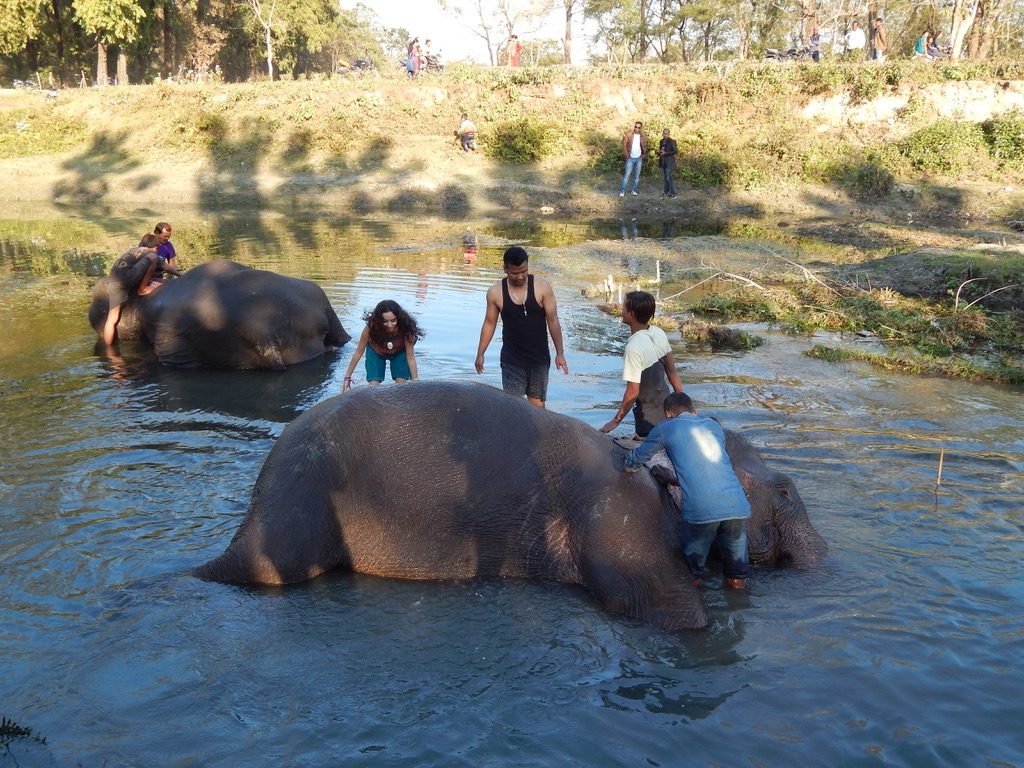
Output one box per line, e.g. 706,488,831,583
624,413,751,524
156,240,176,266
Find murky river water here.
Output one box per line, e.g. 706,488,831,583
1,210,1021,767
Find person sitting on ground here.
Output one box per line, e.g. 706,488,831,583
102,239,161,345
457,113,477,153
927,34,950,59
913,32,929,58
623,392,752,589
342,299,424,392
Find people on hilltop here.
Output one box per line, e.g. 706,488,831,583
508,34,523,66
457,112,477,153
870,17,887,62
657,128,678,199
343,300,423,392
808,27,822,63
623,392,752,590
475,245,568,408
927,34,951,59
406,38,420,78
599,290,684,437
914,31,930,58
619,121,648,197
844,20,866,58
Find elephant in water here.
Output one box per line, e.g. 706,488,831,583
88,259,350,369
195,381,827,631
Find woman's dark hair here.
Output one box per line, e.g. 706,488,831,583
363,300,424,345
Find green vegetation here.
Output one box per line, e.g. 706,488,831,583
676,250,1024,382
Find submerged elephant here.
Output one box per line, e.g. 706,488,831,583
88,259,350,369
195,381,827,631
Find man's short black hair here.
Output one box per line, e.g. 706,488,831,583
624,290,656,324
503,246,529,267
663,392,693,415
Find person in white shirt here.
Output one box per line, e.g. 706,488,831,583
600,290,684,437
844,21,866,58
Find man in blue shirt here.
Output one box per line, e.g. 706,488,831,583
623,392,751,589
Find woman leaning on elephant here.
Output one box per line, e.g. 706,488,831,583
343,300,424,392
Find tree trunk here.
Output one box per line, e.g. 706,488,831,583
563,1,573,64
867,1,878,58
949,0,979,60
801,0,817,45
116,50,129,85
265,27,273,79
162,0,172,79
96,40,108,86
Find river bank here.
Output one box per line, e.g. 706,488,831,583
2,66,1023,382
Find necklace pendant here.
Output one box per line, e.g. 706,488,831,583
387,341,394,350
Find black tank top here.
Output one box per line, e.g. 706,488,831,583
500,275,550,366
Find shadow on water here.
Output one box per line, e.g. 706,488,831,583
97,342,338,422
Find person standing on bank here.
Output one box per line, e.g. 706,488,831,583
870,17,887,62
600,290,683,437
619,121,648,197
657,128,678,199
475,246,568,408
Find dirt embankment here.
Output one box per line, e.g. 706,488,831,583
1,73,1022,224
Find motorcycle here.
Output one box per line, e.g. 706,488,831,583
764,46,814,61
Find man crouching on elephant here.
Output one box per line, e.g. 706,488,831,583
103,237,162,346
623,392,751,589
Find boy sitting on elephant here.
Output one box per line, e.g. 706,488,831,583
102,237,161,345
623,392,751,589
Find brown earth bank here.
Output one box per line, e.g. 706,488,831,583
1,72,1023,225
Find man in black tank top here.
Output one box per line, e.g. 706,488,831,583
475,246,568,408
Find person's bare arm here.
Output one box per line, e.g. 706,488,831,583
600,380,641,433
662,350,684,392
406,339,418,381
342,326,370,392
538,278,568,375
475,284,501,373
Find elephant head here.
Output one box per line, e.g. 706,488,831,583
724,430,828,568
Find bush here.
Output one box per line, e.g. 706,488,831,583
830,152,896,199
983,110,1024,166
486,117,555,163
895,120,989,175
677,151,730,188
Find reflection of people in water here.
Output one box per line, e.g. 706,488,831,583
342,300,424,392
463,231,478,263
620,217,639,240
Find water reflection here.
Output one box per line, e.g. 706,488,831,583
96,342,339,422
1,207,1023,767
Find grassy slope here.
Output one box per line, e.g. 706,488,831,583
1,62,1023,221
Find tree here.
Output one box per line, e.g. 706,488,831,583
439,0,555,65
562,0,581,63
73,0,147,84
948,0,979,58
249,0,277,78
0,0,45,56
